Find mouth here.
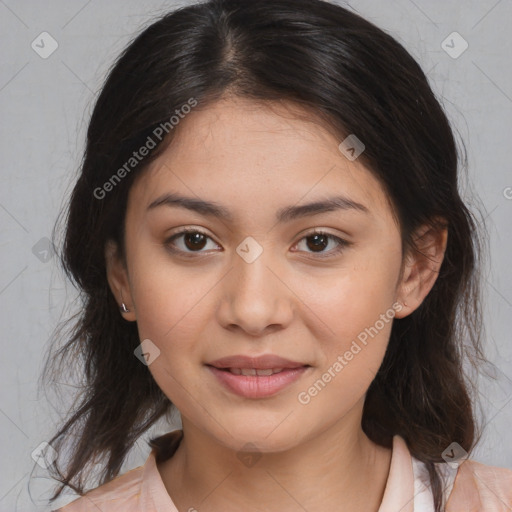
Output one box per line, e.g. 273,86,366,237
218,367,288,376
206,354,311,399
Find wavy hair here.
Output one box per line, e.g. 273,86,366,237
42,1,486,510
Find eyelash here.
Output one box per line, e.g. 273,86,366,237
164,228,350,259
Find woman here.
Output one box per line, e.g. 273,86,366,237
43,0,512,510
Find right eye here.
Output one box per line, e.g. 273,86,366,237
164,228,221,256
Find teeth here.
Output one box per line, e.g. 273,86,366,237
228,368,284,376
254,368,273,376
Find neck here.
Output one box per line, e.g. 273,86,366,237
158,409,392,512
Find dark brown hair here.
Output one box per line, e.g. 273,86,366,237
42,1,486,510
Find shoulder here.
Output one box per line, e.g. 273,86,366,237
53,430,183,512
53,463,146,512
446,459,512,511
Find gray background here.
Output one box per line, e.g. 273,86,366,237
1,0,511,510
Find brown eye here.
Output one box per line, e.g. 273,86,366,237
293,230,350,258
183,232,207,251
305,233,330,252
165,229,219,255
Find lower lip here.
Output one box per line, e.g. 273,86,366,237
207,366,309,399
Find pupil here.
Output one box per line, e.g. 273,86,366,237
308,234,327,252
185,232,206,251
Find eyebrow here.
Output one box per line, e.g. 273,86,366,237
147,192,369,223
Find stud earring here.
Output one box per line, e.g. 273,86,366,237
119,303,130,313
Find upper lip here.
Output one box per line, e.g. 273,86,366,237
207,355,308,369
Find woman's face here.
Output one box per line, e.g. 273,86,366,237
110,96,411,452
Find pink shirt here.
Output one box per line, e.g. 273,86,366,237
54,430,512,511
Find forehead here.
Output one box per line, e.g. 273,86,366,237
128,97,394,225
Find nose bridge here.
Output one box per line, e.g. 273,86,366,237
220,235,292,333
233,235,278,300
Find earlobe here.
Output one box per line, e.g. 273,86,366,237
105,240,137,322
395,221,448,319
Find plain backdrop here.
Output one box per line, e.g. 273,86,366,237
0,0,511,510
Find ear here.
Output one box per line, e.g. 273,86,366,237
105,239,137,322
394,219,448,319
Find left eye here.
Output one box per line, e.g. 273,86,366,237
292,231,349,257
164,229,349,257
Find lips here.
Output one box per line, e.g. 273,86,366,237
206,354,310,399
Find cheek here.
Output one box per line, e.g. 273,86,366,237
295,282,396,423
129,262,209,406
297,254,400,391
128,244,214,340
298,255,400,343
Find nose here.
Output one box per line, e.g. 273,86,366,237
216,243,294,337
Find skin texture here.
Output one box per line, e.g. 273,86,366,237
106,96,447,512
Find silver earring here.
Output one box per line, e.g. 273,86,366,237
120,303,130,313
